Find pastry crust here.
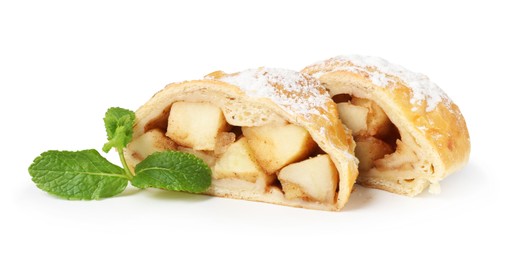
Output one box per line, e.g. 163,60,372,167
125,68,358,210
302,56,470,196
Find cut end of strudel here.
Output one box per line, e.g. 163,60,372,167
302,56,470,196
124,68,358,211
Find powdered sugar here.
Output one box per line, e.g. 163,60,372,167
209,68,331,118
319,127,326,136
309,55,450,111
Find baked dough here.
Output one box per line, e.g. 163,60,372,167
124,68,358,210
302,56,470,196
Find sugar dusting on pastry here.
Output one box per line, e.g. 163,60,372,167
308,55,450,112
208,68,331,118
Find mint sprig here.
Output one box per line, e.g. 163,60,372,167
28,107,212,200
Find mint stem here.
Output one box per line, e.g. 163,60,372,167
117,147,134,180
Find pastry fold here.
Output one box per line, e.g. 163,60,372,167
124,68,358,210
302,56,470,196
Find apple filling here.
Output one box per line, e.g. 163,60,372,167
334,95,428,185
336,96,398,168
130,101,339,203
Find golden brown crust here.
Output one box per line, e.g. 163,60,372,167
125,68,358,210
302,56,470,196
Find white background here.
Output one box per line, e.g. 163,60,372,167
1,0,521,259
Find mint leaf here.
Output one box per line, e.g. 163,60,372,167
102,107,135,153
131,151,212,193
29,149,129,200
29,106,214,202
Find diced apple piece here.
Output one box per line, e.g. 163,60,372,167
337,102,368,135
214,132,236,155
351,97,392,137
278,154,338,203
355,136,394,171
166,102,230,150
242,124,316,174
213,137,266,183
128,129,176,160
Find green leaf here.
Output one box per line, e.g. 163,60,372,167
131,151,212,193
28,149,129,200
102,107,135,153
